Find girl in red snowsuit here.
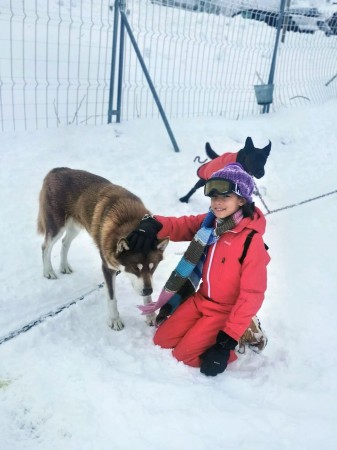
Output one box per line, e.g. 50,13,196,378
128,163,270,376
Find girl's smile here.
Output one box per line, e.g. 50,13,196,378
211,193,246,219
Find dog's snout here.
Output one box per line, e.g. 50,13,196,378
142,287,153,296
254,170,264,179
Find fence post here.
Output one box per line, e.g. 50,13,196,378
107,1,180,152
281,0,292,43
115,1,126,123
263,0,287,114
107,0,120,124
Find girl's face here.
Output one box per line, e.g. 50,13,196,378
210,193,246,219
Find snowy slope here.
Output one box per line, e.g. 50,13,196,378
1,100,337,449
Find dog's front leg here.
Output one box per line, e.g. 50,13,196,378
102,264,124,331
143,295,156,326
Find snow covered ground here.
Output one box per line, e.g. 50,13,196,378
1,99,337,449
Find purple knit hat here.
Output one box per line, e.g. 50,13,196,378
209,163,254,203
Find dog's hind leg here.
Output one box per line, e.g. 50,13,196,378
60,220,80,274
102,264,124,331
42,229,64,279
179,179,206,203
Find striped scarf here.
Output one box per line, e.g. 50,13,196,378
138,209,243,316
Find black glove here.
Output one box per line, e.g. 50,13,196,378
200,331,238,377
126,215,163,254
155,303,173,327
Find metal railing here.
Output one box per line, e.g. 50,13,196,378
1,0,336,131
0,0,114,130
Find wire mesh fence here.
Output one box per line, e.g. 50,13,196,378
0,0,336,131
123,0,337,119
0,0,114,130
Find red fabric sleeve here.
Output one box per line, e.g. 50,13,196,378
154,214,207,242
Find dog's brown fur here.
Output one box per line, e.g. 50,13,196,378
37,167,169,330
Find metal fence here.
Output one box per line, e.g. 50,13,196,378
0,0,114,130
1,0,337,131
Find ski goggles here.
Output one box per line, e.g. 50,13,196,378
204,178,241,198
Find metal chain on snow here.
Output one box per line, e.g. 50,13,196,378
265,189,337,215
0,282,105,346
254,181,337,216
1,190,336,346
253,181,271,213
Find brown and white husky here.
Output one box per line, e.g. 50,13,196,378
37,167,169,330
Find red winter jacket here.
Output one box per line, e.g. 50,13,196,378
155,207,270,341
197,152,237,180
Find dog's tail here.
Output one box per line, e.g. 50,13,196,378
194,143,219,164
37,187,46,235
205,142,219,160
37,208,45,235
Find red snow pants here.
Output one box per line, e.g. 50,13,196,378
153,293,237,368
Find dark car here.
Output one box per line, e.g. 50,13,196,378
322,12,337,36
240,7,323,34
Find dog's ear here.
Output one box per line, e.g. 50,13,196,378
244,137,254,152
116,238,130,255
263,140,272,156
157,238,169,252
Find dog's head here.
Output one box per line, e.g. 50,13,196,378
115,238,169,296
238,137,271,179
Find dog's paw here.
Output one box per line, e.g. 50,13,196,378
145,313,156,327
60,263,73,274
107,317,125,331
179,196,189,203
43,270,58,280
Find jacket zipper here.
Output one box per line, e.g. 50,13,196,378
206,241,217,298
206,229,240,298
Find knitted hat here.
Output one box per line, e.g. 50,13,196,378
209,163,254,203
